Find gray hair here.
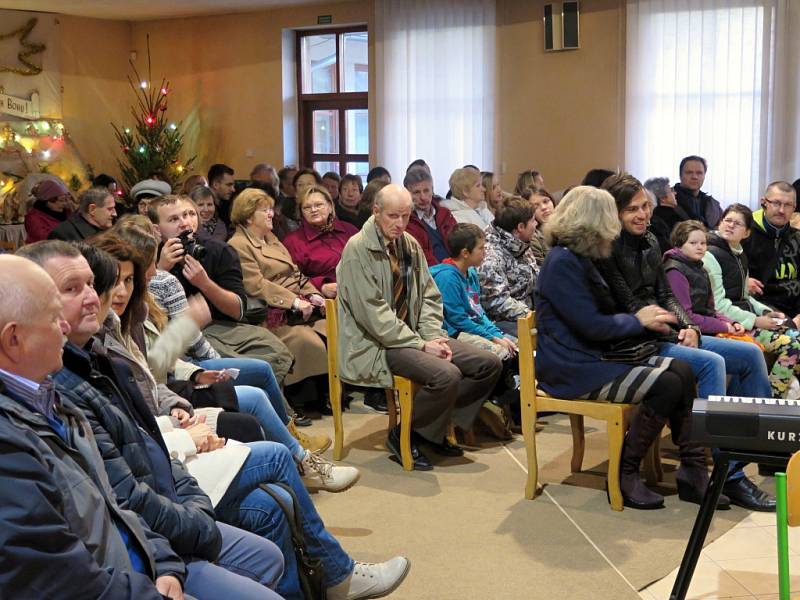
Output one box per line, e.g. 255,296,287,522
403,166,433,189
250,162,279,187
79,187,113,215
544,186,621,259
643,177,671,201
16,239,81,267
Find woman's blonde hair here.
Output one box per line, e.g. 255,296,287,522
231,187,274,227
297,184,333,209
448,167,480,200
544,186,621,259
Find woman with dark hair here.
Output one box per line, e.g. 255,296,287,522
336,174,369,228
703,203,800,398
282,184,357,299
536,185,700,510
191,186,229,243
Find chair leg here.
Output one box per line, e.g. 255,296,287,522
569,414,586,473
330,376,344,461
386,389,398,432
396,381,414,471
521,396,540,499
606,414,626,511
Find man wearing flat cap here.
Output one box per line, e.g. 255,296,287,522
130,178,173,216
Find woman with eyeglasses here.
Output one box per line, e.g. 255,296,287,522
282,185,358,300
228,187,330,414
704,203,800,398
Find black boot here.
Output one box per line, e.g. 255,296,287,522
670,410,731,510
620,405,666,509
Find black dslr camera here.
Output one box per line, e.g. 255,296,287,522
177,231,207,260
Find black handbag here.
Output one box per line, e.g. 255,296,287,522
258,482,327,599
601,338,659,364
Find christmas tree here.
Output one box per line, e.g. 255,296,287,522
112,37,195,191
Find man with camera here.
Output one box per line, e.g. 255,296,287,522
148,195,293,383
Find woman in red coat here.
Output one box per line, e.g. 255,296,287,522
282,185,358,299
24,179,73,243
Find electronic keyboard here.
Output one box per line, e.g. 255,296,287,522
691,395,800,453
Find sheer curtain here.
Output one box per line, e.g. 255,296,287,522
625,0,798,208
374,0,495,192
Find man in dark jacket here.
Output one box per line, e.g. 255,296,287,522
673,155,722,228
743,181,800,318
19,241,285,600
49,186,117,241
0,254,184,599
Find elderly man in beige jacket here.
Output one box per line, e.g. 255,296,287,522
336,184,502,470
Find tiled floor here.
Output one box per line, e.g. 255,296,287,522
641,509,798,600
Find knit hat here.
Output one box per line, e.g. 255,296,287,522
34,179,70,202
130,179,172,199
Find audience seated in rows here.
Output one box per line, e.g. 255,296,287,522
283,184,358,299
442,167,493,228
24,178,73,243
534,186,703,510
367,166,391,184
673,155,722,228
49,186,117,241
148,194,295,384
521,185,554,265
336,184,502,471
360,178,389,215
481,170,505,215
228,188,330,413
597,172,774,511
742,180,800,317
322,171,341,201
250,163,280,189
208,163,236,227
477,197,539,335
131,179,172,217
704,203,800,398
404,165,457,266
643,176,686,253
191,185,230,243
336,174,369,229
430,223,519,438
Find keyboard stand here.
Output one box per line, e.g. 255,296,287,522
670,450,788,600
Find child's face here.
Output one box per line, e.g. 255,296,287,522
681,229,707,261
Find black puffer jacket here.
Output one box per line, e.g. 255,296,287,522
56,342,222,561
595,230,697,336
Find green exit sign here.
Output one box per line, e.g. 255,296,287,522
318,15,333,24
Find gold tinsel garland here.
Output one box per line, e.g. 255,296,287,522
0,18,45,76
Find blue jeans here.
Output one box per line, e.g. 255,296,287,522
184,521,284,600
216,442,354,600
198,357,291,424
235,385,304,461
659,336,772,481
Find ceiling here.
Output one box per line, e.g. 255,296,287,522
0,0,348,21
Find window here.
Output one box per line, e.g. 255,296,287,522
297,28,368,177
625,0,780,206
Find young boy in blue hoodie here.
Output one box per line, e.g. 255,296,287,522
431,224,519,437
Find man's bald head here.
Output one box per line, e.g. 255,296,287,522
0,255,70,382
373,184,413,242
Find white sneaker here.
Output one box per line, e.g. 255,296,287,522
327,557,411,600
300,451,360,493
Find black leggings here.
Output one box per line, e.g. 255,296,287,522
640,358,695,418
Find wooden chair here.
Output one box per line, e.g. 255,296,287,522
326,298,419,471
518,311,662,511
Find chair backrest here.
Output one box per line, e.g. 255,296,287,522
325,298,339,378
517,311,538,395
787,451,800,526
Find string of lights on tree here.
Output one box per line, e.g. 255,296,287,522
0,119,68,187
111,36,195,191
